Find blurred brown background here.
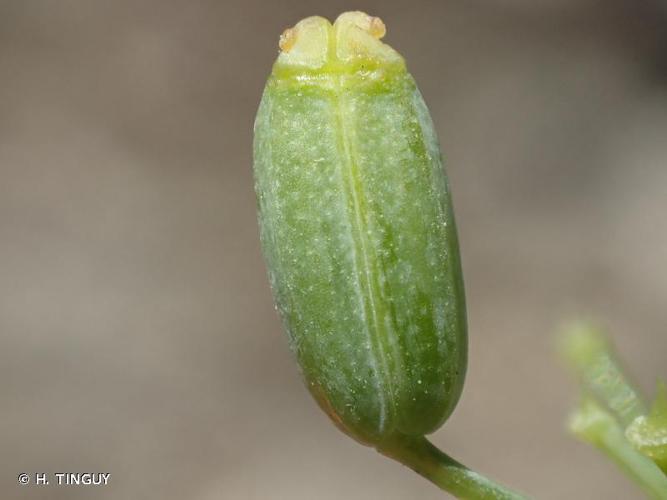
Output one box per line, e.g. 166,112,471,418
1,1,665,499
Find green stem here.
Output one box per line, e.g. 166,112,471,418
560,322,667,496
377,433,528,499
559,321,646,426
570,399,667,499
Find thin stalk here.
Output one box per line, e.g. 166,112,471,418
570,398,667,499
559,321,646,426
560,321,667,496
377,433,528,500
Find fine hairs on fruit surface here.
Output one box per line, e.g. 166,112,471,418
253,11,527,500
254,11,466,445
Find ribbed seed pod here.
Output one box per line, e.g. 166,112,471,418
253,11,467,446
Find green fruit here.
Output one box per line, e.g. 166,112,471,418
253,11,467,446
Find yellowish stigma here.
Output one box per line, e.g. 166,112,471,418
369,17,386,39
279,28,297,52
335,11,386,40
274,11,402,70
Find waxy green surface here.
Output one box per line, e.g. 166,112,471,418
253,13,467,445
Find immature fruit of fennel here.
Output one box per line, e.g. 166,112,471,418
253,11,467,447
